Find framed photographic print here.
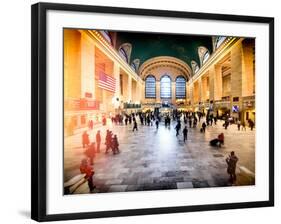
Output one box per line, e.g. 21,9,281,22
31,2,274,222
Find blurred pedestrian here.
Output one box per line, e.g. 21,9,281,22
132,120,138,131
226,151,239,184
96,130,101,153
112,134,120,154
82,131,90,148
85,142,96,165
80,158,95,192
183,126,188,142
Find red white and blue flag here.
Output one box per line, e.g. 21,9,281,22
98,72,116,92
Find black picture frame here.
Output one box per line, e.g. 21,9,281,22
31,2,274,222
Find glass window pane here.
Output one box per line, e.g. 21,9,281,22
119,48,128,63
160,75,171,99
100,31,112,45
176,76,186,99
145,75,156,98
216,36,227,49
202,51,210,64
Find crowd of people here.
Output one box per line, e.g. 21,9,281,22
80,128,120,192
77,109,252,192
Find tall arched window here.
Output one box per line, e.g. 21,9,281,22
100,31,113,45
215,36,227,49
198,46,210,66
131,63,137,72
160,75,172,99
176,76,186,99
202,51,210,64
145,75,156,98
118,43,132,63
131,59,140,73
191,60,200,74
119,48,128,63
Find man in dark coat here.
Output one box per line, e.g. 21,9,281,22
202,122,207,133
175,120,181,136
96,130,101,153
82,131,90,148
183,126,188,142
80,158,95,192
105,130,112,153
132,120,138,131
85,142,96,165
155,119,159,129
112,134,120,154
226,151,239,184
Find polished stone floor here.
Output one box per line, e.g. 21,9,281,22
64,116,255,194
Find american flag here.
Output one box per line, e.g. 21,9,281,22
98,72,116,92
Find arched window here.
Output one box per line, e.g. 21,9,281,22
198,46,210,66
160,75,172,99
176,76,186,99
145,75,156,98
119,48,128,63
202,51,210,64
191,60,200,74
118,43,132,63
131,59,140,73
215,36,227,49
131,63,137,72
100,31,113,45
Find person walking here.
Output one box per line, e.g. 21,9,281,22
201,122,207,133
226,151,239,184
155,119,159,129
85,142,96,165
175,120,181,136
248,119,254,131
80,158,95,192
96,130,101,153
214,116,217,125
224,119,229,130
189,118,192,128
82,131,90,148
241,121,246,131
183,126,188,142
105,130,112,153
112,134,120,154
237,120,241,131
132,120,138,132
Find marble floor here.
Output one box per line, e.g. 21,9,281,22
64,117,255,194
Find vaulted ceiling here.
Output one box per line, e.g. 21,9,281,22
115,31,213,69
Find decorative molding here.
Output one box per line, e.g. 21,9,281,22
86,30,143,84
139,56,192,81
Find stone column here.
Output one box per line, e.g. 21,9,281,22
64,29,81,99
113,63,120,110
214,64,222,101
127,75,132,102
242,39,255,97
198,78,202,103
208,66,215,102
136,81,142,103
156,81,160,103
189,83,194,108
81,32,95,99
231,42,243,117
172,81,176,104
